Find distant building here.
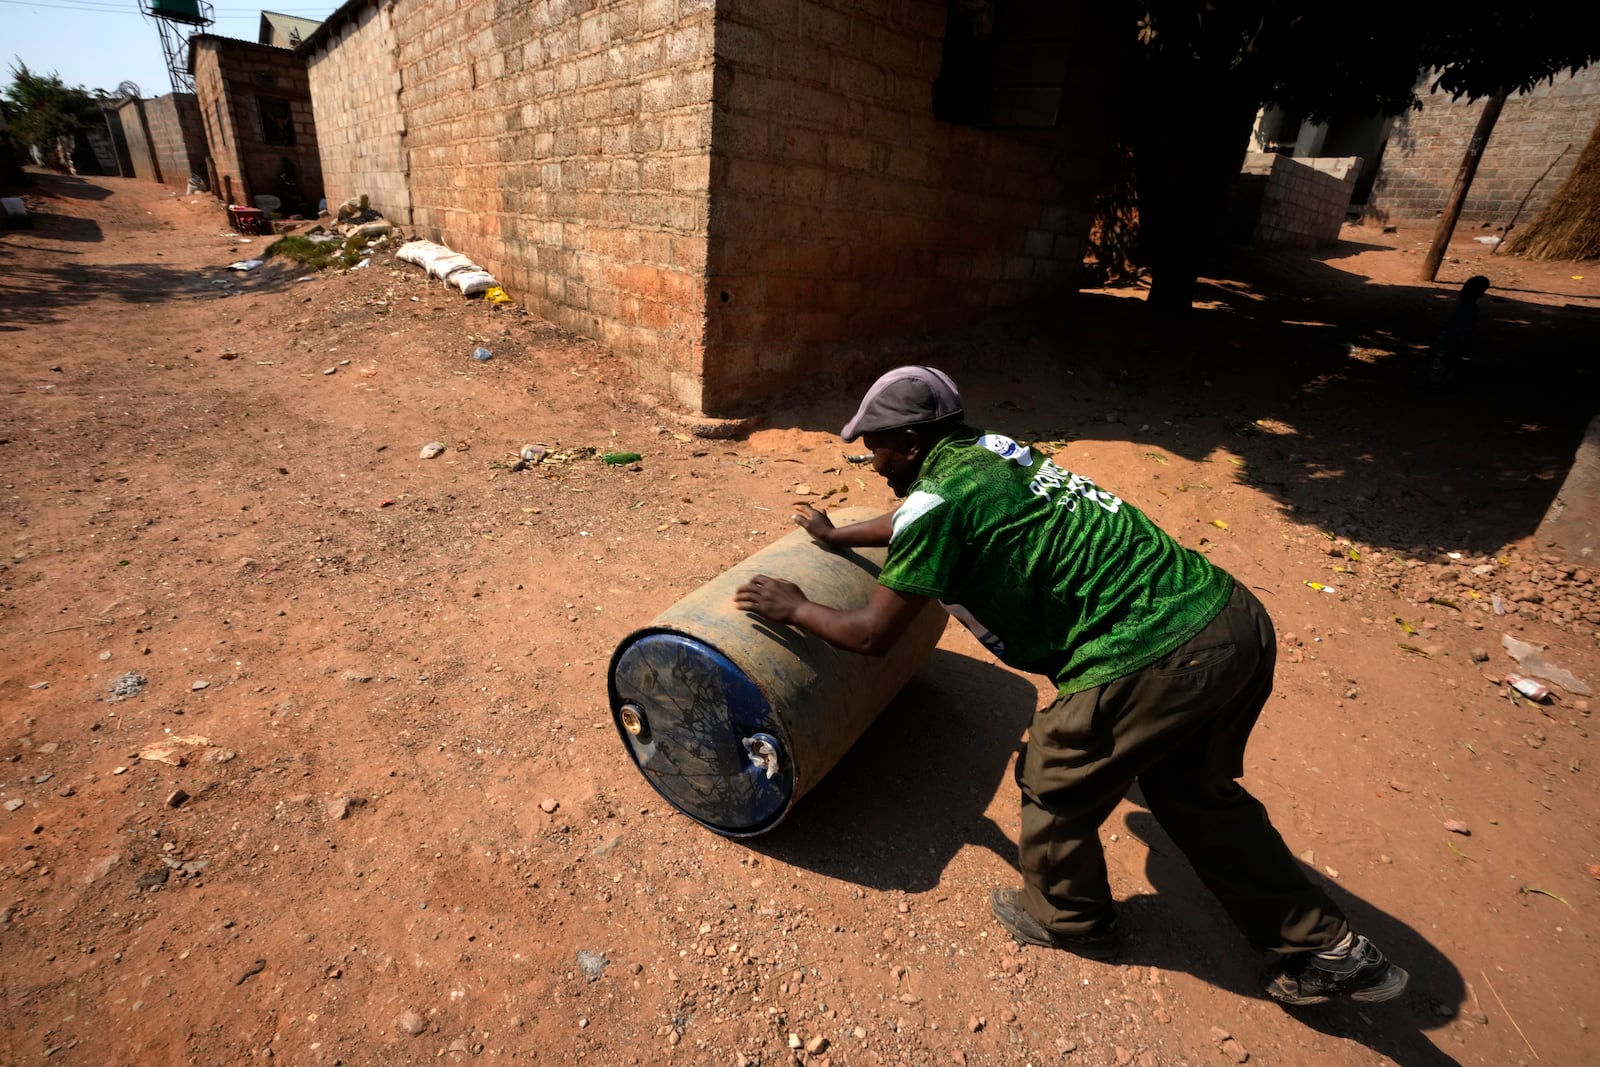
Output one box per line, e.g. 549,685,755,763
190,32,325,212
259,10,322,48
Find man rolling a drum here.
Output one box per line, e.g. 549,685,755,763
733,366,1407,1006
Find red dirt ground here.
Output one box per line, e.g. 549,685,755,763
2,170,1597,1066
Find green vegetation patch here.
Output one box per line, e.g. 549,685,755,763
265,233,368,271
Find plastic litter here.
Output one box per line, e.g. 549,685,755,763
228,259,264,271
1473,236,1502,245
602,452,643,465
575,950,608,979
1,196,29,229
107,672,147,698
1502,634,1592,695
472,346,493,362
483,286,513,304
1506,674,1552,702
419,442,446,459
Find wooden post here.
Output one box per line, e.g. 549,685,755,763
1420,88,1509,283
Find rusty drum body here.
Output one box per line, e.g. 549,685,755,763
607,508,947,836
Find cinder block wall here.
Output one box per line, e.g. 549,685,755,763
703,0,1102,410
379,0,716,407
194,38,325,209
1369,67,1600,226
114,99,157,182
1239,153,1358,247
145,93,208,188
193,47,245,203
301,0,1109,414
304,4,411,222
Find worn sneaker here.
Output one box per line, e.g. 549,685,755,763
989,888,1121,961
1263,935,1409,1006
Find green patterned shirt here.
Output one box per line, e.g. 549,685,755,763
878,429,1234,694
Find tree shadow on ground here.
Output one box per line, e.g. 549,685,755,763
5,210,104,243
744,647,1030,891
1121,807,1465,1067
764,241,1596,566
0,257,307,330
35,174,113,201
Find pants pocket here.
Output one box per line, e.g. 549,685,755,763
1148,642,1236,683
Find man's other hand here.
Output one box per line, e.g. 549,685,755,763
734,574,808,624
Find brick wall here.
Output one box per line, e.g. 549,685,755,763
145,93,208,188
703,0,1105,410
116,94,209,188
114,99,158,182
304,4,411,221
324,0,719,408
1369,67,1600,226
1236,153,1359,247
193,37,324,210
301,0,1109,414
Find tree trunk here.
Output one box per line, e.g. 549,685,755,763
1135,59,1262,312
1420,89,1508,282
1506,114,1600,261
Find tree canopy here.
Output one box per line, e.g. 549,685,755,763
1132,3,1600,119
1120,2,1600,306
2,62,108,155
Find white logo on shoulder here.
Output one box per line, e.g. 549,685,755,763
978,434,1033,467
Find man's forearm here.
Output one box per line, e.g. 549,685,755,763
824,510,894,549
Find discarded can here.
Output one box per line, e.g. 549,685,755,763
1506,674,1551,702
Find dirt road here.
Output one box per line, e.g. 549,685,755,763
2,171,1597,1066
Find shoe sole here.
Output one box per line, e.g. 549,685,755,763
1268,964,1410,1007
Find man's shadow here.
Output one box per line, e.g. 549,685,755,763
744,647,1028,888
1119,803,1466,1067
747,651,1467,1067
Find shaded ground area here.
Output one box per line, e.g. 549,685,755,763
1,170,1596,1066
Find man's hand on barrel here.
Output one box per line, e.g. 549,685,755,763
792,506,895,550
734,574,808,624
793,504,837,545
736,576,930,656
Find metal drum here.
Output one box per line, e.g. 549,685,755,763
608,508,947,836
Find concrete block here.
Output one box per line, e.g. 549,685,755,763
798,1,851,47
1535,415,1600,564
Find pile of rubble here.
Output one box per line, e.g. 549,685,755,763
1370,546,1599,636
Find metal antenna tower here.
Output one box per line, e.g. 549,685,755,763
137,0,214,95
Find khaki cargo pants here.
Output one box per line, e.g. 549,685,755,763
1016,582,1347,953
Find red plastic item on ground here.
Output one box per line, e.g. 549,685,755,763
228,205,271,236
